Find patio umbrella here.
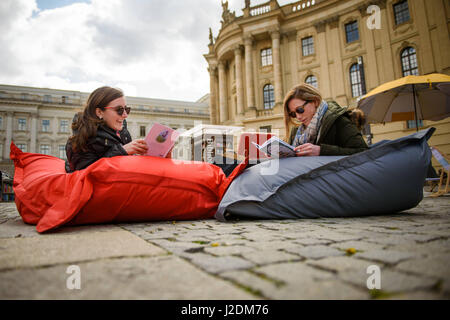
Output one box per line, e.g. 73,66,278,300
357,73,450,130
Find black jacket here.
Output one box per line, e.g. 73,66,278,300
289,100,368,156
65,117,132,173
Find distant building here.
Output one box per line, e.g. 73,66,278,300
204,0,450,169
0,84,210,175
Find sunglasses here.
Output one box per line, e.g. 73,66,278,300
288,100,310,118
104,105,131,116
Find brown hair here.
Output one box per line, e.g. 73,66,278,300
283,83,322,140
69,86,124,152
350,108,366,131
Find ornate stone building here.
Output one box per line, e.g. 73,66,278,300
0,84,210,174
204,0,450,161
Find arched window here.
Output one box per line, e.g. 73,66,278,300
401,47,419,76
350,63,364,97
263,84,275,109
305,75,318,88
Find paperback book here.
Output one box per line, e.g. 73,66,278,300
145,123,180,157
251,136,297,158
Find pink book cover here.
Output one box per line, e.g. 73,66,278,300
145,123,180,157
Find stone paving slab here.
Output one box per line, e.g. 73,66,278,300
0,195,449,299
0,229,165,270
0,256,256,299
339,268,438,293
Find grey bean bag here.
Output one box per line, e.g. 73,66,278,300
215,128,435,221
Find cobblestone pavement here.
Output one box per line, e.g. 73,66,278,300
0,193,449,300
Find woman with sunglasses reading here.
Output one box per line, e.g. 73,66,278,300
65,86,149,172
284,83,368,156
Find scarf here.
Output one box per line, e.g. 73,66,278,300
292,100,328,147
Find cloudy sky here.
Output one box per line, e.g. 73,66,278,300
1,0,292,102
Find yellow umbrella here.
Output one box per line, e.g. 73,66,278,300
357,73,450,130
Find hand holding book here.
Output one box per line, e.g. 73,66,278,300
293,143,321,156
123,139,148,155
252,136,296,158
145,123,180,158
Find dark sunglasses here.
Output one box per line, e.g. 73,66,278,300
288,100,309,118
104,105,131,116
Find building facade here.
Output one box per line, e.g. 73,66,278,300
204,0,450,167
0,84,210,175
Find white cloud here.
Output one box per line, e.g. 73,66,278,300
0,0,293,101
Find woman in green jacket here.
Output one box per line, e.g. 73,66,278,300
284,83,368,156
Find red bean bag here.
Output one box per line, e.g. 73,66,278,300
10,142,247,233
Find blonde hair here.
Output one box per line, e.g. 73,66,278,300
283,83,322,140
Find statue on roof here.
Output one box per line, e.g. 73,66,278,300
221,0,236,25
245,0,250,8
209,28,214,45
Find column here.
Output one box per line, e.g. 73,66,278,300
208,66,218,124
244,36,255,109
433,0,450,72
415,0,435,73
328,17,346,99
314,21,331,99
379,7,395,82
234,46,244,115
218,61,228,123
30,113,37,153
271,30,284,105
359,12,379,90
4,112,13,159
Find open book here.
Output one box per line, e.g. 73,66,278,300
251,136,296,158
145,123,180,157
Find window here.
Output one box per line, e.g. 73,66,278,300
60,120,69,133
140,126,146,137
62,96,67,104
42,119,50,132
350,63,365,97
18,118,27,131
302,36,314,56
43,95,52,103
407,120,423,129
59,145,67,159
263,84,275,109
260,125,272,133
345,21,359,43
261,48,272,67
401,47,419,76
0,116,3,129
0,144,2,159
17,144,27,152
40,144,51,155
305,75,318,88
394,0,410,25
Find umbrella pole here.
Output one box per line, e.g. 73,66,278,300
413,84,419,132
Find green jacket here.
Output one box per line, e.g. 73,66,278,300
289,100,368,156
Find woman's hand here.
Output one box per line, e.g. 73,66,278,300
294,143,321,156
123,139,148,155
